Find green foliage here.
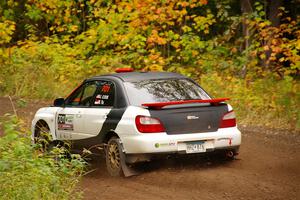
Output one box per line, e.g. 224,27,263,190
0,0,299,130
0,115,85,200
0,41,114,98
198,73,300,130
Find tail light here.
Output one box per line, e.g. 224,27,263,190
220,110,236,128
135,115,165,133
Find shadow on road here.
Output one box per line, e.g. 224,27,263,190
83,151,237,178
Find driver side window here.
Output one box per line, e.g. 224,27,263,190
66,81,97,107
80,82,97,106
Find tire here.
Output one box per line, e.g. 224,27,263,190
106,137,124,177
35,123,54,152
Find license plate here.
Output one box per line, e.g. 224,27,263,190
186,142,206,154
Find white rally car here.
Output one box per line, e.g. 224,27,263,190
32,68,241,176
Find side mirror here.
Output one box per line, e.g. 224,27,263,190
53,98,65,107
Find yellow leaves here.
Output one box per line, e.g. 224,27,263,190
70,25,78,32
144,64,164,72
7,0,15,7
263,45,269,51
193,14,215,33
57,26,65,32
279,57,285,62
0,20,16,45
259,54,266,60
182,25,192,33
93,9,101,17
192,50,199,57
269,53,277,61
295,38,300,50
258,22,267,28
271,39,278,45
180,9,187,16
99,57,107,65
171,41,180,49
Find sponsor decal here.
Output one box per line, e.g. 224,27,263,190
58,114,74,131
154,142,176,148
101,95,109,99
94,94,101,105
187,115,199,120
94,94,110,105
101,84,111,93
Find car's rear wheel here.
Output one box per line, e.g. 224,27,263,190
106,137,124,177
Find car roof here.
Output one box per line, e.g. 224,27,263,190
87,71,186,82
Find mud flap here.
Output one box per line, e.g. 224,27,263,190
117,141,140,177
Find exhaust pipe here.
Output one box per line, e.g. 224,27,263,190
226,150,234,158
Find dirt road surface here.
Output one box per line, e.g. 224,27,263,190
0,97,299,200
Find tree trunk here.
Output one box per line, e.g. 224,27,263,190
240,0,253,78
268,0,283,27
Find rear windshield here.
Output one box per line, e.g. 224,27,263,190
124,78,210,106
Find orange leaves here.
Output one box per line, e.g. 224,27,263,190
200,0,208,5
176,1,189,7
247,6,300,75
147,30,167,45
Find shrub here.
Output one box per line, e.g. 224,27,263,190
0,115,86,200
199,73,300,130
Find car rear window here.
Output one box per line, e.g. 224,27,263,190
124,78,210,106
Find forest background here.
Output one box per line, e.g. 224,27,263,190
0,0,299,130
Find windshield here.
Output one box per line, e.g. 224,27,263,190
124,78,210,106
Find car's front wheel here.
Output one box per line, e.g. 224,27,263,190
35,122,54,152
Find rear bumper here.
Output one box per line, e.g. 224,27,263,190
122,127,241,154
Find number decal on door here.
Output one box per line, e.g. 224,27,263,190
58,114,74,131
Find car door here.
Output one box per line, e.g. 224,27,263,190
56,81,98,140
81,80,115,136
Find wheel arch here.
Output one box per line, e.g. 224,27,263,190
103,131,120,144
32,117,57,141
34,119,49,136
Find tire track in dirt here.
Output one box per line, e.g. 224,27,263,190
81,129,300,200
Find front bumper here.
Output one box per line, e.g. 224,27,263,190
121,127,241,154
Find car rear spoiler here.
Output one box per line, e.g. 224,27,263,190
142,98,230,109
